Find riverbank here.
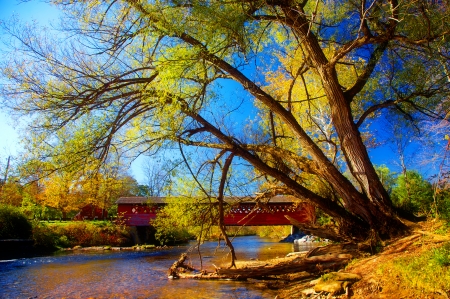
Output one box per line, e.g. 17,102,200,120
0,220,134,260
167,219,449,298
59,244,170,252
240,219,450,298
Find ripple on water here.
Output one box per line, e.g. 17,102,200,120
0,236,306,298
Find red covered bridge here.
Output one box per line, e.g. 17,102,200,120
116,196,315,227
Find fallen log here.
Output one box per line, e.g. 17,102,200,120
215,253,353,279
169,242,362,281
178,272,242,280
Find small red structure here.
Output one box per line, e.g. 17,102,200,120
116,196,315,227
74,204,108,220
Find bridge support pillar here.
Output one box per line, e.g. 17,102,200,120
291,225,300,235
129,226,157,245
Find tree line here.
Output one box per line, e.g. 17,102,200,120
0,155,142,220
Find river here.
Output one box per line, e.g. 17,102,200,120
0,236,316,299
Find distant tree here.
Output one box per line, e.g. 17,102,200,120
136,184,150,197
80,160,140,213
375,165,396,195
41,173,81,219
391,170,434,215
142,158,175,197
0,178,22,206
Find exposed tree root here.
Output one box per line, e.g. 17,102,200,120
413,230,450,243
305,242,362,258
381,234,421,255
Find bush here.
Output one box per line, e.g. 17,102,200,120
28,221,132,250
391,171,434,215
435,190,450,220
32,222,58,251
0,204,32,239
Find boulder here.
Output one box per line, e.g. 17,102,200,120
312,272,362,295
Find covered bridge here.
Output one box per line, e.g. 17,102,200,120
116,196,315,227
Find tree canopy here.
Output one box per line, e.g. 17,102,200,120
1,0,449,241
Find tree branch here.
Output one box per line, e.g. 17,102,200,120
344,42,388,101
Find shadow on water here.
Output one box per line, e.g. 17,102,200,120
0,236,317,298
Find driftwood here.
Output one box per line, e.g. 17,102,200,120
174,255,351,281
215,253,352,279
168,242,361,281
168,253,196,278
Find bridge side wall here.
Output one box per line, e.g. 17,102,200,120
223,203,315,226
117,203,159,226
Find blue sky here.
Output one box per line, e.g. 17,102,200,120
0,0,60,145
0,0,59,167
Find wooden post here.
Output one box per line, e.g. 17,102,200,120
291,225,299,235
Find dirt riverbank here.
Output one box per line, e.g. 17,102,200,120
210,220,450,298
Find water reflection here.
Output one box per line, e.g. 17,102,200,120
185,236,317,270
0,236,316,299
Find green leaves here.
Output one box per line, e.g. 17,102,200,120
391,170,434,215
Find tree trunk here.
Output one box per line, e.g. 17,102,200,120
217,153,237,268
282,6,406,238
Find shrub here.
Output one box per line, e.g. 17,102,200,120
435,190,450,220
432,242,450,267
391,171,434,215
28,220,132,250
32,222,58,251
0,204,32,239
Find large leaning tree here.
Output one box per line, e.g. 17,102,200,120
1,0,449,242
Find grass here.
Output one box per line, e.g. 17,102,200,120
379,241,450,295
41,220,113,227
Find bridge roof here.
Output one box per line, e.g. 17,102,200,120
116,195,299,205
116,197,166,204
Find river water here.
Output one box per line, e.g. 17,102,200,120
0,236,316,299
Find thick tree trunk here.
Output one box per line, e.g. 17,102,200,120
282,6,406,238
